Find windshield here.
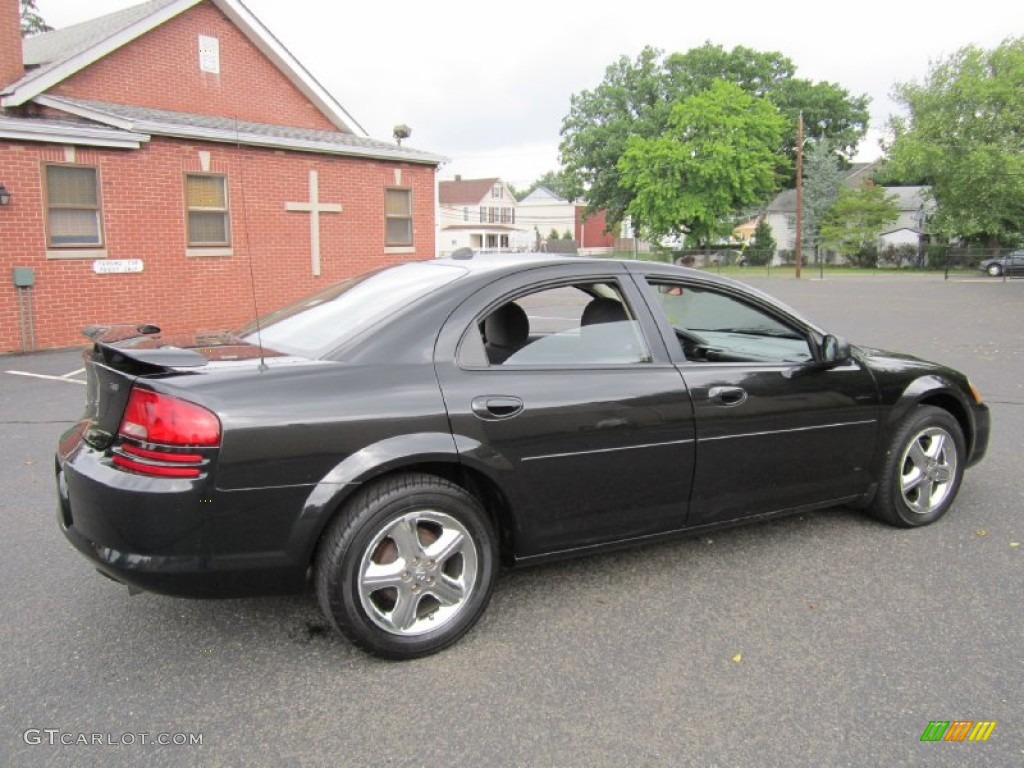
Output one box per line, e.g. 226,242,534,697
241,262,466,357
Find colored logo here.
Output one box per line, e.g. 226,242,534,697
920,721,997,742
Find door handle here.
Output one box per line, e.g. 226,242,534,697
708,386,747,407
471,395,524,420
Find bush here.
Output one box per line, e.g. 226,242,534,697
878,244,921,268
848,244,878,268
745,219,776,266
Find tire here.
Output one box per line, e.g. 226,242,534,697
987,263,1003,277
866,405,965,527
315,472,498,659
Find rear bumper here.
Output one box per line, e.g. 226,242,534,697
55,438,310,598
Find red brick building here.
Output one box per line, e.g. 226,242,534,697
0,0,441,353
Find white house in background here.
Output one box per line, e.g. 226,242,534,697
517,186,576,243
438,177,529,255
764,162,879,254
876,187,934,249
764,162,934,258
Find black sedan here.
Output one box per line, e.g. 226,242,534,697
979,249,1024,276
56,255,990,659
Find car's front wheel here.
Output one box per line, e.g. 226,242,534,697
987,263,1003,276
315,473,498,659
866,405,965,527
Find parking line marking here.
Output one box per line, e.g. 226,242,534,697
61,368,85,378
5,370,87,385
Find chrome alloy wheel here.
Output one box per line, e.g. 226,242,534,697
357,510,479,636
898,426,958,515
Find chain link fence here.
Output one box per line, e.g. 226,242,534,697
657,245,1024,280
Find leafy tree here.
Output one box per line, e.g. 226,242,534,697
884,37,1024,244
818,185,900,265
560,47,669,227
560,43,869,227
745,218,777,266
20,0,52,36
516,169,576,201
548,228,560,241
663,44,869,170
801,139,844,260
618,80,786,243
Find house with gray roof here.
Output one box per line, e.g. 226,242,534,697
0,0,443,352
762,162,933,261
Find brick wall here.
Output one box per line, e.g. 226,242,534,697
51,1,339,132
0,0,22,91
0,137,437,353
576,207,615,249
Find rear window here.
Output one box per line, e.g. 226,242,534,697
241,262,466,357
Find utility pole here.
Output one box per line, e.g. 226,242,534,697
794,111,804,279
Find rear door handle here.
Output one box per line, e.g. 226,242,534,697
471,396,524,420
708,386,747,407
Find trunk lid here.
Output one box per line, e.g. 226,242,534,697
78,324,285,449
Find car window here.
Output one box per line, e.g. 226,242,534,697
472,281,652,367
648,281,812,363
240,262,466,357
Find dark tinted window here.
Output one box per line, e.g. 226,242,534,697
242,262,466,357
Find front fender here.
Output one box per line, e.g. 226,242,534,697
286,432,460,563
885,374,970,426
878,374,981,465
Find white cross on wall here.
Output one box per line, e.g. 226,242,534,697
285,170,342,276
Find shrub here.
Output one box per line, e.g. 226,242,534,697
878,244,921,268
848,244,878,268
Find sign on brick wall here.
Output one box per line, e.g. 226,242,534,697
93,260,144,274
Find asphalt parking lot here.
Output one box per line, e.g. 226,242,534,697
1,273,1021,767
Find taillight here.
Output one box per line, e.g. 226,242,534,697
113,388,220,478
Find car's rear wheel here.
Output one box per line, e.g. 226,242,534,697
866,406,965,527
315,473,497,659
987,263,1003,276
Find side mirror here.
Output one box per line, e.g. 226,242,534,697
784,334,851,379
821,334,851,366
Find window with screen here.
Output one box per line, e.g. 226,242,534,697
45,165,103,247
386,188,413,247
186,174,230,247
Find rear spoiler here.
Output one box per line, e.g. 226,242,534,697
83,323,278,369
83,324,210,369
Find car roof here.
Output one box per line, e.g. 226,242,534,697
420,253,823,334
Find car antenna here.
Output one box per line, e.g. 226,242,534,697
235,117,268,372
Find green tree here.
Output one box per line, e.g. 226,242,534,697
663,44,869,169
801,139,844,260
560,47,669,227
818,185,900,265
884,37,1024,244
560,43,869,227
745,218,777,266
618,80,787,243
20,0,52,36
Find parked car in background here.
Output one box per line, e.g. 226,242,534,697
56,254,990,659
979,250,1024,276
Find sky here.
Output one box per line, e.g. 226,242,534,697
32,0,1023,187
